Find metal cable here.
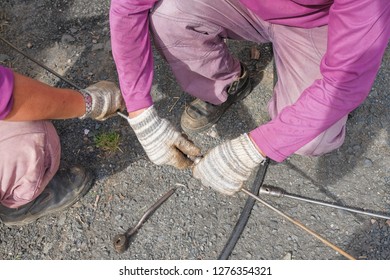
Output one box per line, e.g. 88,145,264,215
0,36,82,90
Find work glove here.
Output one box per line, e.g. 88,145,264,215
79,81,125,121
128,106,202,169
193,134,266,195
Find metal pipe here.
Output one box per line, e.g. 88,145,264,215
260,185,390,220
241,188,356,260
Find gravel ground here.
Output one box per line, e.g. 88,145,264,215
1,0,389,261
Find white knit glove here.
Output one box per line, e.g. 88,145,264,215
79,81,125,121
128,106,202,169
193,134,265,195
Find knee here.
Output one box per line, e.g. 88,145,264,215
0,121,60,208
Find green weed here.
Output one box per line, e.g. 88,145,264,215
94,131,122,153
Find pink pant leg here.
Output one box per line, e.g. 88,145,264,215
150,0,270,105
269,24,348,156
0,120,61,208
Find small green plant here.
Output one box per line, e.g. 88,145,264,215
94,131,122,153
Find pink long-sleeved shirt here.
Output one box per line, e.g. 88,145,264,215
0,66,14,120
109,0,390,162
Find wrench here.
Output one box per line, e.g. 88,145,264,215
113,187,177,254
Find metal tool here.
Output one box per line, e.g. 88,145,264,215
241,188,356,260
117,111,130,120
260,184,390,220
113,187,177,254
0,36,82,90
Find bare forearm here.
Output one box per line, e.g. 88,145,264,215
4,72,85,121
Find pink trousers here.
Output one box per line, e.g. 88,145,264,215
0,121,60,208
150,0,347,156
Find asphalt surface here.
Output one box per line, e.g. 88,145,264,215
0,0,389,260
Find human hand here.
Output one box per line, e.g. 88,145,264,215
193,134,265,195
80,81,125,121
128,106,202,169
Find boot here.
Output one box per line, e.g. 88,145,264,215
0,166,93,226
180,63,252,134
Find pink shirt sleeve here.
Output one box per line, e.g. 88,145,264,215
250,0,390,162
109,0,158,112
0,65,14,120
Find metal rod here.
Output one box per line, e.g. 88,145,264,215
260,185,390,220
126,187,177,237
241,188,356,260
1,36,129,121
0,36,82,90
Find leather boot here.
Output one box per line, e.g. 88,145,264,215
0,165,93,226
181,63,252,134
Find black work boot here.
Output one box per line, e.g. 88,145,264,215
0,166,93,226
181,63,252,134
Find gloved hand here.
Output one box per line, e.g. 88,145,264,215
128,106,202,169
193,134,265,195
79,81,125,121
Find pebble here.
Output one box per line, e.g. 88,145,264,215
92,43,104,51
104,40,112,52
363,158,373,168
282,251,292,260
61,34,75,44
0,54,10,62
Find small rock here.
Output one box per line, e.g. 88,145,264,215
43,243,53,254
61,34,75,44
250,46,261,60
58,215,67,226
92,43,104,51
0,54,10,62
207,128,219,138
282,251,292,260
26,42,33,49
104,40,112,52
363,158,373,168
353,145,361,151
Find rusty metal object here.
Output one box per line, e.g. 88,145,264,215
113,187,177,254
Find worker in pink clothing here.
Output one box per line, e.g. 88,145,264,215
0,65,125,226
110,0,390,195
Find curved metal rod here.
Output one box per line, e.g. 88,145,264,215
126,187,177,237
